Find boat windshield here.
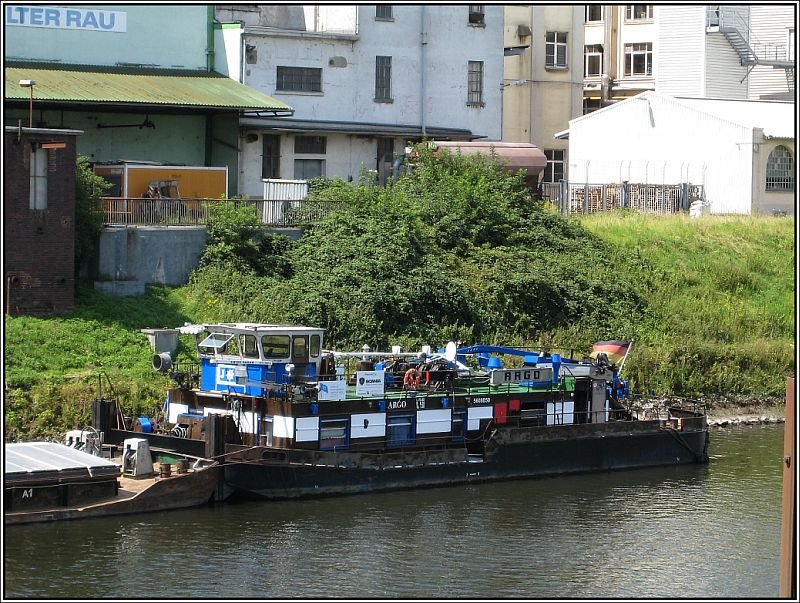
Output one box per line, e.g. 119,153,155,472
198,332,234,352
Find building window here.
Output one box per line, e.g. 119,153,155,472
260,417,273,446
29,146,48,210
276,66,322,93
788,28,795,61
585,5,603,22
546,32,568,69
262,134,281,179
624,43,653,76
377,137,394,173
294,159,325,179
375,5,392,20
375,55,392,102
319,418,349,450
584,44,603,77
583,97,603,114
387,414,415,446
467,60,484,106
625,5,653,20
468,5,484,25
543,150,565,183
766,145,794,192
294,136,326,154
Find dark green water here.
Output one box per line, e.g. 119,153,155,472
3,424,785,599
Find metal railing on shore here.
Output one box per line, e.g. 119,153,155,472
102,198,338,227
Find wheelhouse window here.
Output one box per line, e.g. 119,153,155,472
585,5,603,22
29,146,48,210
261,335,290,359
198,332,238,356
375,55,392,102
584,44,603,77
624,43,653,76
467,60,484,106
625,5,653,20
320,418,349,450
375,5,392,20
310,334,321,357
468,5,484,25
240,335,259,359
543,150,565,183
276,66,322,93
546,32,568,69
387,414,415,446
766,145,794,192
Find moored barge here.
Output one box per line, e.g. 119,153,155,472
98,323,709,500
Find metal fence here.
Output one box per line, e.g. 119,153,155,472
102,198,337,227
546,182,706,215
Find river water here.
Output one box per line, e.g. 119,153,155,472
3,424,786,599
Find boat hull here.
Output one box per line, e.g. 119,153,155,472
224,420,709,499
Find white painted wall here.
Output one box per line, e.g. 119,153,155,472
231,4,504,196
655,6,706,97
567,92,757,214
5,5,209,69
748,4,795,100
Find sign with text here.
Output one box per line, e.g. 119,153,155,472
355,370,385,397
6,5,127,32
490,367,553,386
317,379,347,401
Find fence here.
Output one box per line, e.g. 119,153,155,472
550,181,706,215
102,198,337,227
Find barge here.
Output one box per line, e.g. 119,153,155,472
97,323,709,500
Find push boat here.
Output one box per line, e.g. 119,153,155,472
96,323,709,500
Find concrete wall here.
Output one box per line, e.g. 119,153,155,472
96,226,207,290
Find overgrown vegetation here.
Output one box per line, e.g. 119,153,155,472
3,147,795,440
74,156,108,277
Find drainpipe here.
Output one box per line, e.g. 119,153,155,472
420,6,427,139
205,5,216,168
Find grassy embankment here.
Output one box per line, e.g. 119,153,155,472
3,213,795,440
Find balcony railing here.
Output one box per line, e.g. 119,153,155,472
102,198,337,227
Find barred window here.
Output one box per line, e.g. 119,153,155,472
467,60,484,106
468,5,484,25
294,136,326,154
375,5,392,20
546,32,568,68
276,66,322,93
766,145,794,192
375,55,392,102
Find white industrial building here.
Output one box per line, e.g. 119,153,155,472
215,5,504,197
561,91,795,216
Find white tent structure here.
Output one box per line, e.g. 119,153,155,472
561,91,795,215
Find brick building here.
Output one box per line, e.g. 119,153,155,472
4,125,82,315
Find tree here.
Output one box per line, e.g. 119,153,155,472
75,156,109,278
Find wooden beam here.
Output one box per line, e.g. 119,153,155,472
779,376,796,598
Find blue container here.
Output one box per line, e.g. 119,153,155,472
523,354,539,366
137,417,153,433
487,356,503,370
477,352,490,368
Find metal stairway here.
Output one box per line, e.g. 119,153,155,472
707,7,794,87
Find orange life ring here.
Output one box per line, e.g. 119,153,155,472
403,368,420,389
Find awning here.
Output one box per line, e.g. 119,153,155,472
430,141,547,177
4,62,293,115
239,116,475,140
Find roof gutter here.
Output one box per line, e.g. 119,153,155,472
206,6,215,71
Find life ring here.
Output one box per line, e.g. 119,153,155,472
403,368,420,389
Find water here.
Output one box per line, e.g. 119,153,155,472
4,424,785,599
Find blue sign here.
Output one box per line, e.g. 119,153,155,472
6,5,127,32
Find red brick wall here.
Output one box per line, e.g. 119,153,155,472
3,129,79,315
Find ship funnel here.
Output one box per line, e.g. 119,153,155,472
152,352,173,374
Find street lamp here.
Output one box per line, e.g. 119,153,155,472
19,80,36,128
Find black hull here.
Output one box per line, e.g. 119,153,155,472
224,421,710,500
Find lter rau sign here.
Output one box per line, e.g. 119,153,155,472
6,5,126,32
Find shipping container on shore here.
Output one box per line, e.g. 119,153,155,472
94,162,228,199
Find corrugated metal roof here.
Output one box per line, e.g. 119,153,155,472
5,63,293,113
